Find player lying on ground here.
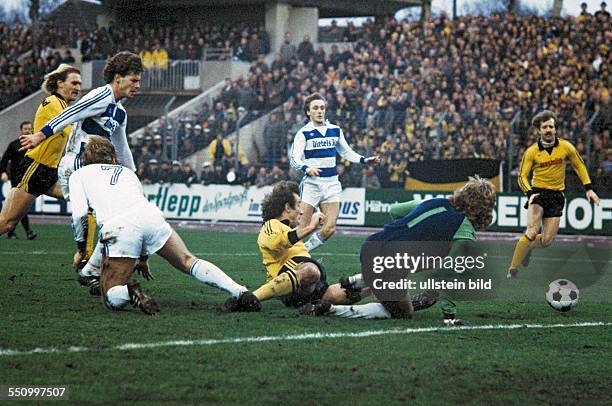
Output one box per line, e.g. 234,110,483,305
228,180,439,313
301,175,496,321
226,181,367,311
508,110,600,278
19,52,145,292
290,92,380,252
69,136,260,315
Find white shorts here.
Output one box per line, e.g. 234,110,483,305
99,208,173,258
300,177,342,208
58,153,77,200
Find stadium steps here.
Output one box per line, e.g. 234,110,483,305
123,94,195,134
0,90,45,157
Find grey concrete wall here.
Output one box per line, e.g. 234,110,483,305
200,61,248,90
288,7,319,45
266,2,291,55
266,4,319,54
0,91,45,158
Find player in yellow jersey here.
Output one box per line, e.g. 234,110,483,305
507,110,600,278
0,64,81,236
226,181,363,311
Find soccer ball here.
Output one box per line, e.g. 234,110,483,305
546,279,579,312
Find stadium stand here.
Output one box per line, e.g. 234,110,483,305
135,12,609,193
0,4,609,192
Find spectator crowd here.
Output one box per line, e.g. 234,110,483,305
1,4,610,192
135,7,611,192
0,17,269,110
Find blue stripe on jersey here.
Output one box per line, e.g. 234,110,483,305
102,103,126,125
47,88,111,129
305,147,337,159
115,108,126,125
303,128,340,141
367,199,465,242
325,127,340,137
319,167,338,177
81,118,111,138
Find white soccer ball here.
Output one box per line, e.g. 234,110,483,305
546,279,579,312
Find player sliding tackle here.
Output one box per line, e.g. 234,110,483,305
230,180,438,313
227,180,362,311
69,136,260,315
302,176,496,321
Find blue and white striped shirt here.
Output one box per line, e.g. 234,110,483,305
290,120,364,181
40,84,135,171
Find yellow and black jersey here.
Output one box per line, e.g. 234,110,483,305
26,93,72,168
257,218,310,281
518,138,591,194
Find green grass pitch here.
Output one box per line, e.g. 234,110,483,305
1,224,610,405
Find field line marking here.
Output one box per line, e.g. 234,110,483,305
1,322,610,357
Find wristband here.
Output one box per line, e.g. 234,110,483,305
76,240,86,253
40,125,54,138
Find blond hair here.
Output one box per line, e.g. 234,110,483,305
82,136,117,166
41,64,80,94
448,175,496,230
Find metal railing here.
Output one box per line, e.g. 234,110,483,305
203,48,233,61
141,61,200,90
86,56,236,90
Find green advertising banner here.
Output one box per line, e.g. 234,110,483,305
365,189,612,236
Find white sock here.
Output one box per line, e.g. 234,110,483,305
80,241,102,278
330,303,392,319
106,285,130,309
189,259,247,298
348,273,365,289
304,232,325,251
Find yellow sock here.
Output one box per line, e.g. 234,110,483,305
85,209,97,259
530,234,543,249
254,270,299,301
510,235,532,269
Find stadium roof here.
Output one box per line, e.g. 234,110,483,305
102,0,422,17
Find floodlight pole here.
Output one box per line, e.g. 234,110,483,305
236,107,247,172
162,96,175,161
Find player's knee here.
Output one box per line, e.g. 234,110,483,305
296,263,321,285
321,225,336,239
525,227,538,240
322,284,360,305
382,301,413,319
541,235,555,247
104,285,129,311
0,216,17,234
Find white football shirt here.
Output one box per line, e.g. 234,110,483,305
69,164,157,242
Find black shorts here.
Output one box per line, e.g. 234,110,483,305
529,188,565,218
279,257,329,307
15,156,58,197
